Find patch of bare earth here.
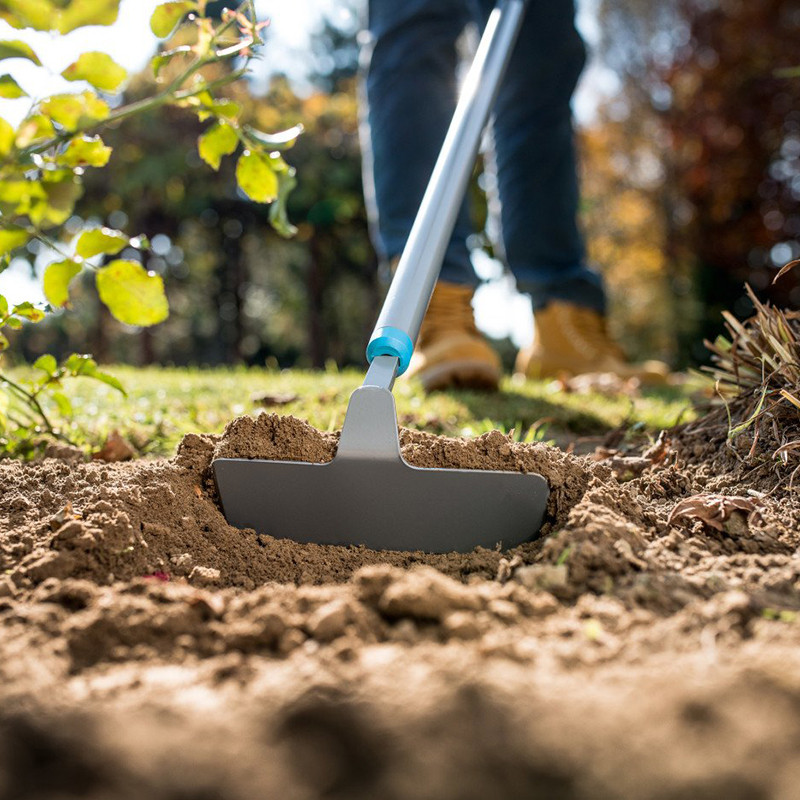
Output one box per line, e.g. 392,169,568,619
2,411,800,799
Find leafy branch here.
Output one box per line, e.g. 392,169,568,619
0,0,301,453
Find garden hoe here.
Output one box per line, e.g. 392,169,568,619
213,0,549,552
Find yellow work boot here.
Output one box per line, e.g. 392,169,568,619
407,281,501,392
514,301,669,385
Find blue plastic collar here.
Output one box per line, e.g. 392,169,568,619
366,326,414,375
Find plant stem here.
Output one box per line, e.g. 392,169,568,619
19,66,247,160
0,372,67,441
31,231,73,262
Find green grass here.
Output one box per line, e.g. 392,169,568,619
28,364,698,457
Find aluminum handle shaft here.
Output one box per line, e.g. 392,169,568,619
366,0,527,384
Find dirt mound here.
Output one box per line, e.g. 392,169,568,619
2,410,800,799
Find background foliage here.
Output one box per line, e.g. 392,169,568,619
0,0,298,449
3,0,799,382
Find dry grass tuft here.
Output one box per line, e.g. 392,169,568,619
703,280,800,477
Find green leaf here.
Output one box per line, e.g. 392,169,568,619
0,225,29,255
0,74,25,98
0,118,13,157
0,294,7,316
11,301,45,322
57,0,121,34
236,150,279,203
60,134,112,167
61,353,126,395
43,259,82,308
50,390,73,416
64,352,97,375
150,1,196,38
0,0,52,32
75,227,128,258
0,180,46,217
40,91,109,130
0,332,8,351
15,114,54,148
208,99,239,120
96,259,169,326
29,172,82,226
4,316,22,330
33,353,57,375
269,166,297,238
0,40,41,65
92,369,125,394
198,121,238,170
61,52,127,93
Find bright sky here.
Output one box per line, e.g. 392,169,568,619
0,0,611,349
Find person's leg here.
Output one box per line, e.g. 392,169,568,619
360,0,502,391
472,0,668,382
360,0,475,286
472,0,602,311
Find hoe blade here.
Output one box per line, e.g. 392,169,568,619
213,386,549,553
214,455,548,553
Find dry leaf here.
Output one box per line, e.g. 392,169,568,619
668,494,761,532
92,430,135,462
642,430,671,464
251,392,298,407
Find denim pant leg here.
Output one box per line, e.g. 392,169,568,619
361,0,477,287
472,0,606,312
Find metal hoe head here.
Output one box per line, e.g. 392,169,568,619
214,357,549,553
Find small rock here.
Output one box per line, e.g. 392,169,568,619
307,599,351,642
353,564,397,605
277,628,306,655
49,502,80,531
442,611,482,640
170,553,193,568
52,520,85,545
379,566,482,621
0,577,16,598
488,598,519,623
514,564,568,592
188,566,221,587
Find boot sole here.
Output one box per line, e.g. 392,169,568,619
413,360,501,393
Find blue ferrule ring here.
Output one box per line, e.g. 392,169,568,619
366,326,414,375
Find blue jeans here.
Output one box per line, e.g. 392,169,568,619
360,0,605,313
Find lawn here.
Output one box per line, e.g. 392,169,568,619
43,365,699,456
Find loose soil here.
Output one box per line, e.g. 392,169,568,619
2,409,800,799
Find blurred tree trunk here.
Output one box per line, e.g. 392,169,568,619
307,233,327,368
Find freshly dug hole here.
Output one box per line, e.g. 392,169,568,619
0,413,595,593
213,412,596,530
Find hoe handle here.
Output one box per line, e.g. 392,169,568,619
365,0,528,381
